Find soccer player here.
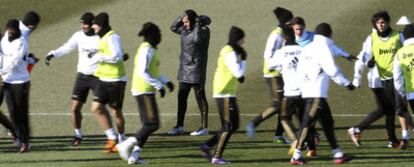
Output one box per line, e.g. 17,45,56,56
349,11,412,149
0,19,30,153
268,27,317,157
116,22,174,165
44,12,99,146
168,9,211,136
290,23,353,165
394,24,414,149
90,12,127,153
245,7,292,143
199,26,246,164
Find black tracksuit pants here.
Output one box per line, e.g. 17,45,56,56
204,97,239,158
4,82,30,143
176,82,209,128
134,94,160,148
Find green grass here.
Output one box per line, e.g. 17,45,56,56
1,0,414,166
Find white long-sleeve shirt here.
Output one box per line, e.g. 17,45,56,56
269,45,302,96
0,36,29,83
19,21,31,41
353,33,404,88
263,28,283,78
131,45,169,96
298,35,351,98
48,31,99,75
394,38,414,99
94,33,127,82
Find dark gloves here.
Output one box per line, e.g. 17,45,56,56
28,53,39,63
238,76,245,83
45,54,54,66
123,53,129,61
196,15,211,27
367,56,376,68
166,82,174,92
87,52,95,58
159,87,166,98
345,54,358,62
346,83,355,91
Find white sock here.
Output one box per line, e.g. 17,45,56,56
402,130,410,140
132,145,142,152
74,129,82,138
293,149,302,159
332,148,344,158
105,128,117,140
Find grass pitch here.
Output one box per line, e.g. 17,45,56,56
0,0,414,166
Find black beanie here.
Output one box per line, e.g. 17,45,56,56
93,12,110,28
184,9,198,26
228,26,245,44
403,24,414,39
273,7,293,24
315,23,332,38
22,11,41,26
80,12,94,25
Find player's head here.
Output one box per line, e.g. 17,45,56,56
291,17,306,37
228,26,245,46
92,12,110,35
6,19,21,42
315,22,332,38
273,7,293,26
183,9,198,30
282,27,296,45
371,10,391,33
138,22,161,47
80,12,95,35
22,11,41,31
403,24,414,39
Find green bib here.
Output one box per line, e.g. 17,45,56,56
396,44,414,93
371,30,401,79
262,27,282,77
131,42,159,93
94,30,126,79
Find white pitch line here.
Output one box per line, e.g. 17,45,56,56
9,112,369,117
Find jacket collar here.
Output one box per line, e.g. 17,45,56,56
313,34,333,45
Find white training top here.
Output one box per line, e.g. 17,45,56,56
393,38,414,99
131,45,170,96
48,31,99,75
19,21,31,41
0,36,29,83
298,35,351,98
263,28,283,78
269,45,302,96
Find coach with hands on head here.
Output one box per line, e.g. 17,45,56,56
168,9,211,136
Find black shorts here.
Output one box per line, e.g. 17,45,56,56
72,73,98,103
93,80,126,109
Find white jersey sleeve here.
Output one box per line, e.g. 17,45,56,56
135,46,163,90
225,51,246,78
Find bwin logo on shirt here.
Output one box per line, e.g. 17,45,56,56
379,48,397,55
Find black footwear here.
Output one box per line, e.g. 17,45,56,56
19,143,30,153
72,137,83,146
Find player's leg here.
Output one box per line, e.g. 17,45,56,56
191,83,209,136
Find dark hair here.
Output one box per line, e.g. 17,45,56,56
184,9,198,26
138,22,161,47
227,26,246,55
403,24,414,39
282,27,296,45
93,12,110,28
291,17,305,26
315,22,332,38
371,10,391,26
